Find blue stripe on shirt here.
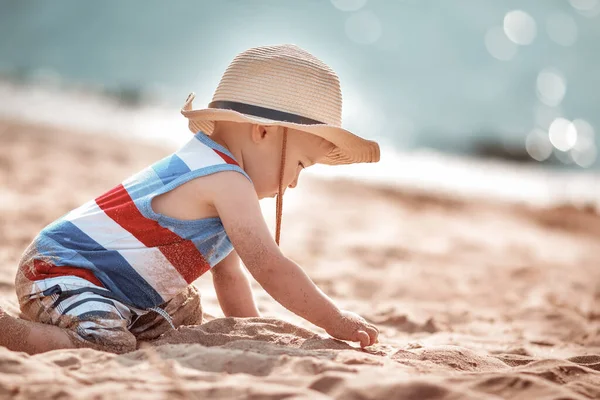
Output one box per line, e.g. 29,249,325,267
152,154,191,186
41,220,164,308
123,167,165,200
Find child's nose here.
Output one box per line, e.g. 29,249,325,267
288,178,298,189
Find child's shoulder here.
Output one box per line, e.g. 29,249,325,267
187,168,256,205
153,168,256,222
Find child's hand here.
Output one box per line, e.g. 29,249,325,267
325,310,379,348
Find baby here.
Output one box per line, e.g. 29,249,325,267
0,44,381,354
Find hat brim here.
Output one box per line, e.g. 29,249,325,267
181,93,380,166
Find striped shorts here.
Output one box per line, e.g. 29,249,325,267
15,269,203,354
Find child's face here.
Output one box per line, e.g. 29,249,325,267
246,126,333,199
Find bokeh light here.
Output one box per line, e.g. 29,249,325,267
345,10,382,45
485,26,518,61
548,117,578,151
569,0,598,9
525,128,553,161
571,119,597,167
571,145,597,167
572,119,596,151
536,68,566,107
503,10,537,45
569,0,600,17
330,0,368,12
546,13,578,46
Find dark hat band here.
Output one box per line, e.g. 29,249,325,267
208,100,325,125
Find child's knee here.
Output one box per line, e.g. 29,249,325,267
168,285,203,326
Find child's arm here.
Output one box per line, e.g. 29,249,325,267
206,172,379,347
211,250,260,317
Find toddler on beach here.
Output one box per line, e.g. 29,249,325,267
0,44,380,354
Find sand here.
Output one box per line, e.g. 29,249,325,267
1,119,599,399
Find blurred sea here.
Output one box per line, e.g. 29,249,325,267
0,0,598,204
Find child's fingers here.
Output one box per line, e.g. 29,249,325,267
356,330,370,348
365,326,378,345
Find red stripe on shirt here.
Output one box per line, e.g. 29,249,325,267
213,149,239,166
95,184,210,283
23,259,105,287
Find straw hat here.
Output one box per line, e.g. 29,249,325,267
181,44,380,165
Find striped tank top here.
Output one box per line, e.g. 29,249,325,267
19,132,250,309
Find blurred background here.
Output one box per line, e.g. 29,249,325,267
0,0,598,172
2,4,600,396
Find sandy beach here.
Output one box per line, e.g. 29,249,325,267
1,119,599,399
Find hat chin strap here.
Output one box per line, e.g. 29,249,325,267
275,127,288,246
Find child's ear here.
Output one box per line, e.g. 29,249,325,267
250,124,269,143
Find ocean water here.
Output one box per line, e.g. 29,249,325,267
0,0,599,188
1,80,598,207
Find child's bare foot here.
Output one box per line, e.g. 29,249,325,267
0,306,29,352
0,305,76,354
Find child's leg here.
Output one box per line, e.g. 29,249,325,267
14,274,138,354
0,306,75,354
